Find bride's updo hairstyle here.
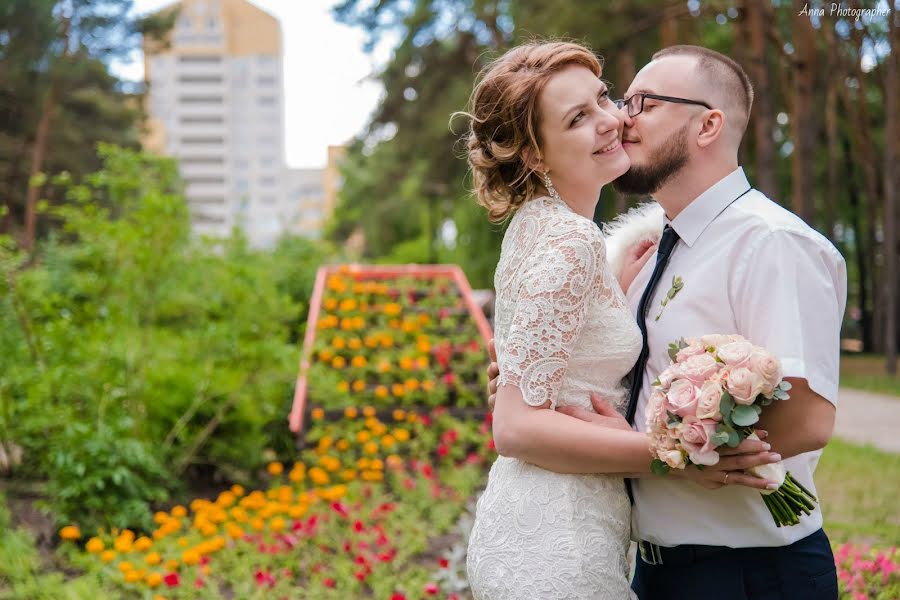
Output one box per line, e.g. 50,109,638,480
461,41,603,222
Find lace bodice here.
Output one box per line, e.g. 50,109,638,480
493,196,642,414
466,197,642,600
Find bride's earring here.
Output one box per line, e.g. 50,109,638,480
543,171,561,201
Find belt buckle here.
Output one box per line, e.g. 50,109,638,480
638,540,664,565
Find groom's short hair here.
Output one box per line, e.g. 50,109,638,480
652,45,754,138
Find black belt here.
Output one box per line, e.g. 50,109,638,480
637,540,734,566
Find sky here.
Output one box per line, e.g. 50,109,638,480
117,0,387,169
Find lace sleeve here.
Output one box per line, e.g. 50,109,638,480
498,221,609,409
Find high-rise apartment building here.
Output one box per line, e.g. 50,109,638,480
142,0,287,247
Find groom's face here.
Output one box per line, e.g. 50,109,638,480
614,56,705,196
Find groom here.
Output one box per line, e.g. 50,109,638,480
487,45,846,599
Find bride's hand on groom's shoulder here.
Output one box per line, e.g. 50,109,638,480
556,393,632,431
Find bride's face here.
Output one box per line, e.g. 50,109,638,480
535,65,630,193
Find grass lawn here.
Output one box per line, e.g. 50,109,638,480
818,437,900,546
840,353,900,397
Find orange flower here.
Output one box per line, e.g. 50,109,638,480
339,298,357,312
352,380,366,392
86,537,104,553
318,349,334,362
332,337,346,349
267,461,284,476
311,407,325,421
422,380,435,392
270,517,286,532
230,484,245,497
381,435,396,449
351,355,367,368
337,381,350,393
250,518,265,531
124,569,143,583
134,536,153,552
399,357,414,371
164,559,180,572
289,466,306,483
394,428,411,442
356,430,371,443
181,549,201,566
348,337,363,350
340,469,357,481
375,385,389,399
118,561,134,573
332,356,347,369
59,525,81,541
114,536,134,553
226,523,244,540
377,360,392,374
392,384,405,398
344,406,358,419
405,379,420,392
384,303,402,317
100,550,116,563
324,297,338,311
145,552,162,566
363,442,379,455
146,572,163,588
336,439,350,451
362,406,376,417
171,506,187,518
392,409,406,421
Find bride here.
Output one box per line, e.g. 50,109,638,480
459,41,768,599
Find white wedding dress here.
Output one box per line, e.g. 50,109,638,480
466,196,643,600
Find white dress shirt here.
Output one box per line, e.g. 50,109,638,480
629,167,847,548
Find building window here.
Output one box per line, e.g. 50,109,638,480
186,176,225,185
179,115,224,125
256,96,276,107
181,136,225,144
191,196,226,205
178,95,224,104
178,74,223,84
181,156,225,165
178,55,221,65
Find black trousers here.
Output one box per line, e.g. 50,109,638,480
632,528,838,600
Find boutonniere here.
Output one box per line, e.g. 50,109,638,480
655,275,684,321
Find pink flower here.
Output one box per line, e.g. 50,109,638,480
661,449,686,469
646,391,668,433
679,416,720,465
424,582,440,595
717,340,754,367
657,364,682,389
679,353,721,385
748,349,783,397
675,339,707,363
701,333,744,349
697,380,724,420
665,379,700,418
726,367,765,405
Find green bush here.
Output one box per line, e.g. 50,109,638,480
0,144,330,532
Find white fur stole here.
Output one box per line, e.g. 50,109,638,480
602,202,665,282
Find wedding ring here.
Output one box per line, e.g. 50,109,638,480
723,472,730,485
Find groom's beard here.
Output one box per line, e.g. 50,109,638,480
614,123,690,196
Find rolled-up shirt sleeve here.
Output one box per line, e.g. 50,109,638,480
731,228,847,405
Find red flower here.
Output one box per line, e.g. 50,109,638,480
403,478,416,490
391,594,407,600
466,452,480,464
354,570,367,582
422,464,434,479
442,373,455,386
441,429,458,444
353,520,365,532
194,577,205,589
255,569,276,588
164,572,180,587
324,578,336,588
439,558,450,568
200,555,210,566
330,502,349,517
354,555,368,566
485,412,493,425
487,438,496,451
292,520,303,532
437,444,449,457
343,541,352,553
424,582,440,595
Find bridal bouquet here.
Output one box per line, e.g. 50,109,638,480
646,334,817,527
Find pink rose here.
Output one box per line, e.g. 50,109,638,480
665,379,699,418
657,364,682,389
675,340,708,363
725,366,765,405
646,391,668,433
697,380,724,420
662,449,686,469
700,334,744,349
678,416,720,466
748,349,783,397
651,432,677,456
717,340,754,367
679,353,721,385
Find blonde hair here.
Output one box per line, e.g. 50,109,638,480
459,41,603,222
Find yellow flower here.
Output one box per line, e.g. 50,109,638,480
392,409,406,421
344,406,358,419
337,380,350,393
289,466,306,483
100,550,116,563
145,552,162,566
404,379,420,392
124,569,143,583
164,559,179,572
270,517,286,532
348,337,362,350
362,405,376,417
332,336,346,350
422,380,435,392
181,549,201,566
363,441,379,455
332,356,347,369
356,430,371,443
375,385,389,399
394,428,410,442
267,461,284,476
226,523,244,540
153,511,169,525
134,536,153,552
336,439,350,451
114,536,134,553
377,360,392,373
318,348,334,362
86,537,104,553
392,383,405,398
288,504,308,519
250,518,265,531
381,435,396,449
352,379,366,392
309,467,329,486
146,572,163,588
311,407,325,421
384,302,402,317
118,561,134,573
170,506,187,518
59,525,81,541
340,468,357,481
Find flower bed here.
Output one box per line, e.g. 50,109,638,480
289,264,493,434
60,408,494,598
835,543,900,599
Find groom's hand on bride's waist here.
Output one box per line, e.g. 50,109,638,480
487,338,499,413
555,393,632,431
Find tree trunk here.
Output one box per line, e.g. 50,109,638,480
790,0,816,224
744,0,778,200
884,4,898,375
823,79,839,245
613,43,637,215
660,13,678,47
22,79,58,253
844,136,873,352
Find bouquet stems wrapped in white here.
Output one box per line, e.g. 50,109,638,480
647,334,818,527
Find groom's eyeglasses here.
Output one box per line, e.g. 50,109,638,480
614,93,713,117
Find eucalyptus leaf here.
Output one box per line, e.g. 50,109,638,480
727,430,741,447
732,404,760,426
651,459,671,476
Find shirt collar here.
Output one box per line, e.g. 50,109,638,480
664,167,751,248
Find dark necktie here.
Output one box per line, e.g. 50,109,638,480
625,224,680,425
